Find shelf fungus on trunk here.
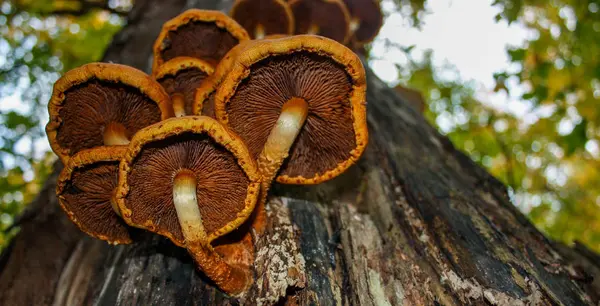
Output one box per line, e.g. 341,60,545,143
289,0,351,43
154,57,215,117
214,35,367,233
343,0,383,44
57,146,132,245
114,116,260,295
46,63,174,164
152,9,250,72
230,0,294,39
193,40,254,118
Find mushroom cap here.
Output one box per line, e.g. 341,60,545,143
214,35,368,184
344,0,383,44
152,9,250,72
193,40,256,117
115,116,260,247
230,0,294,38
289,0,351,44
46,62,174,164
263,34,289,39
155,57,214,115
57,146,132,245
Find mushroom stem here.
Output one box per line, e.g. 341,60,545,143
172,169,253,295
172,170,207,244
188,243,253,295
172,93,187,117
307,24,320,35
253,97,309,234
255,24,266,39
103,122,129,146
349,18,360,33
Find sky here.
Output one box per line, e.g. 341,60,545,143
370,0,530,115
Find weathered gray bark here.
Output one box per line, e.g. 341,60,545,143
0,0,598,305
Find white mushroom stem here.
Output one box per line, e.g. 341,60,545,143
307,24,320,35
103,122,129,146
254,97,309,234
172,169,252,295
257,97,309,183
255,24,266,39
172,170,207,244
349,17,360,33
172,93,187,117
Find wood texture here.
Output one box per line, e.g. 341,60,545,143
0,0,598,305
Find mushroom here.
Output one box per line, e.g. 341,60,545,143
214,35,367,232
57,146,132,245
154,56,214,117
46,62,174,163
152,9,250,72
344,0,383,44
115,116,260,295
230,0,294,39
289,0,351,43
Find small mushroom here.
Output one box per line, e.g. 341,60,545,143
344,0,383,44
154,57,214,117
289,0,351,43
230,0,294,39
152,9,250,72
115,116,260,295
57,146,131,245
46,63,173,163
214,35,367,232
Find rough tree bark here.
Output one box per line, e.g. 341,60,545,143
0,0,598,305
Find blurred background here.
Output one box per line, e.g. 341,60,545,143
0,0,598,252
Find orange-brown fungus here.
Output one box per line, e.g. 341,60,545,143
116,116,260,246
57,146,131,244
223,51,357,180
230,0,294,38
56,81,162,154
155,57,214,116
153,9,249,70
344,0,383,43
125,132,251,244
289,0,350,43
47,63,173,163
115,117,259,294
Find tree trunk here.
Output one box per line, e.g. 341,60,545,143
0,0,598,305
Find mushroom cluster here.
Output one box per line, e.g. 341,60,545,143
229,0,383,46
46,8,372,296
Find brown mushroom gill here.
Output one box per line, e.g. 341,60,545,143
126,132,250,243
61,161,129,242
158,68,210,116
201,92,217,118
56,81,162,153
225,52,356,181
161,21,239,66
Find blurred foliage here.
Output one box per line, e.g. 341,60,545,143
0,0,129,250
387,0,600,251
0,0,598,254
